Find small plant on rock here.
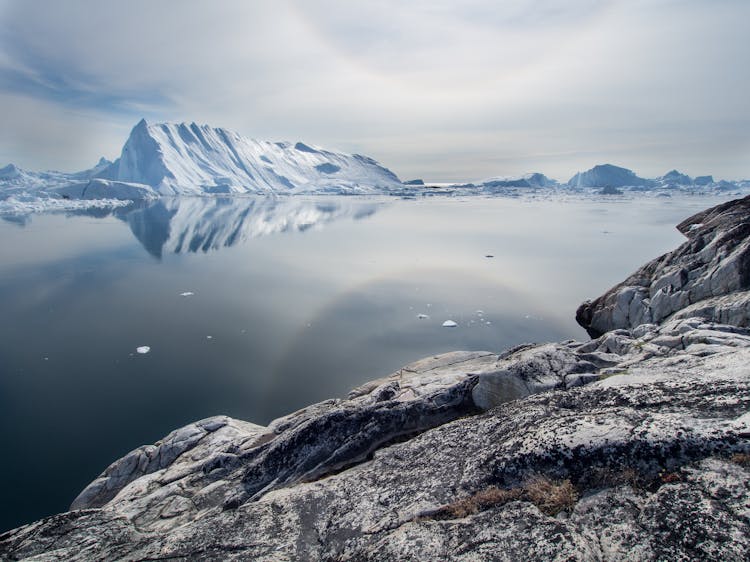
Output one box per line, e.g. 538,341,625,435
523,476,579,516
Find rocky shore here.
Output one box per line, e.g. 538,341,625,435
2,196,749,561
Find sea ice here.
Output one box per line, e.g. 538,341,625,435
180,292,195,297
136,346,150,354
417,314,430,319
442,320,458,327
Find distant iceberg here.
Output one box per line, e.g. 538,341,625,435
568,164,652,189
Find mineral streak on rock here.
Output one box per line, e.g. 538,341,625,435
2,196,750,561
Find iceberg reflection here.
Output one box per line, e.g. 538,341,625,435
119,197,381,258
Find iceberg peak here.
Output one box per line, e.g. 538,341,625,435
102,120,402,195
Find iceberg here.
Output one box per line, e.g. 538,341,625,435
52,179,156,201
98,120,403,195
567,164,652,189
0,120,405,208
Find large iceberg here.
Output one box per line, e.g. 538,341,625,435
98,119,403,195
0,120,405,210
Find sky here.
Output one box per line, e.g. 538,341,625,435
0,0,748,182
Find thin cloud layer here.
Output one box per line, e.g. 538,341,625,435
0,0,748,180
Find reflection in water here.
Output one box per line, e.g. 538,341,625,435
121,198,381,258
1,214,30,227
2,197,381,258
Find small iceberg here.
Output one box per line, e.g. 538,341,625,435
442,320,458,328
136,346,151,354
417,313,430,320
180,292,195,297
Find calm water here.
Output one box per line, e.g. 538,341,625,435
0,193,734,531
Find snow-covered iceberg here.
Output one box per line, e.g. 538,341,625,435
52,179,156,201
98,119,403,195
0,120,405,210
477,172,558,190
567,164,652,189
0,159,155,215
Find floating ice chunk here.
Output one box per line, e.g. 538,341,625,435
136,346,150,354
180,292,195,297
442,320,458,327
476,310,484,315
417,313,430,319
206,335,213,339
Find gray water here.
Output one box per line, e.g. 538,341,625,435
0,193,732,531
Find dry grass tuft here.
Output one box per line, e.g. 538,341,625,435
730,453,750,467
435,486,523,519
431,476,578,521
523,476,579,516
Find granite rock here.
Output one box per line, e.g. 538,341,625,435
577,194,750,337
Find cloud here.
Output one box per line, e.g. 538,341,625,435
1,0,748,179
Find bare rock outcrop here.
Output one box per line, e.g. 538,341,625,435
577,194,750,337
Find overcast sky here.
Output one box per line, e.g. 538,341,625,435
0,0,748,182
